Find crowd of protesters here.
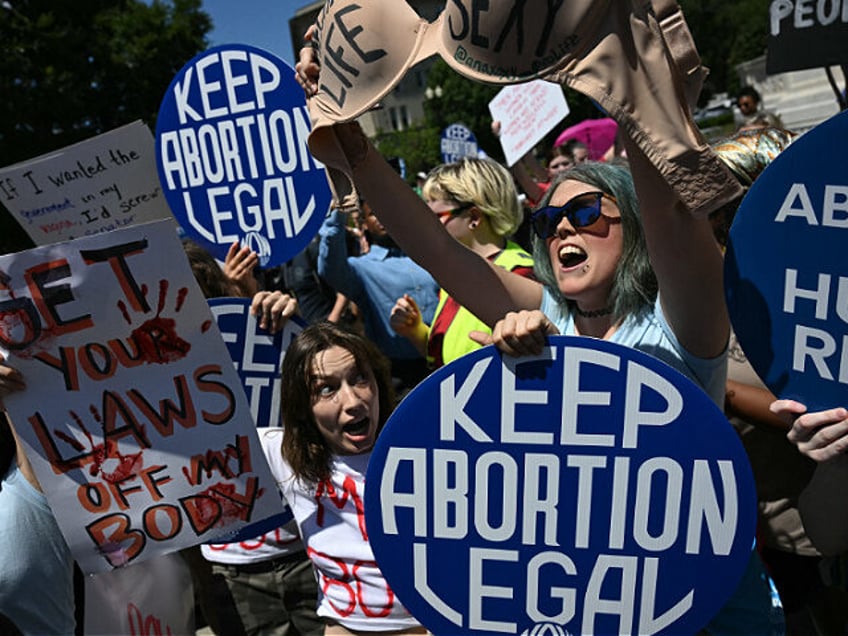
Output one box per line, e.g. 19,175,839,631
3,10,848,636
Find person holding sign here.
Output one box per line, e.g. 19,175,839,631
389,158,533,369
180,241,323,636
295,46,774,634
263,321,426,634
710,127,848,633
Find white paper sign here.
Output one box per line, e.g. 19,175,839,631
488,80,570,167
0,121,174,245
0,220,284,573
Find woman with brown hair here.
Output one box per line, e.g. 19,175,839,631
263,322,426,634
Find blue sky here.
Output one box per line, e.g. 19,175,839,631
201,0,305,67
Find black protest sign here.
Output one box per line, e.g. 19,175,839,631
767,0,848,73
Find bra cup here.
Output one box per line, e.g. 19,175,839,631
543,0,743,218
433,0,611,84
309,0,432,124
304,0,744,220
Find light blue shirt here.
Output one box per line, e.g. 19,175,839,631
540,288,726,406
318,210,439,361
0,463,75,635
541,288,775,635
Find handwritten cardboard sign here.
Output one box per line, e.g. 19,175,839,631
0,121,173,245
725,110,848,411
489,80,570,167
156,44,333,269
0,219,284,573
365,336,756,635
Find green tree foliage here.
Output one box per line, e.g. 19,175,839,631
377,59,600,181
375,124,442,183
0,0,211,253
679,0,770,103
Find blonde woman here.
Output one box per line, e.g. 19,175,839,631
390,158,533,369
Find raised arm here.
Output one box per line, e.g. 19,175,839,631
622,138,729,359
331,124,542,329
316,209,366,302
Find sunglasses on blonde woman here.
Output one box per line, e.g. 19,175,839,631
530,192,618,239
434,202,474,221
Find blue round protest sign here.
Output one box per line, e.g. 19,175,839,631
441,123,479,164
365,336,756,635
725,110,848,412
156,44,332,268
208,297,305,429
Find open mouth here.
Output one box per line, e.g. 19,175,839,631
558,244,588,269
343,417,371,439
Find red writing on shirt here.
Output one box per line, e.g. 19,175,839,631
308,547,396,619
315,475,367,541
207,525,300,551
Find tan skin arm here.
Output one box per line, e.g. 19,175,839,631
724,379,789,431
327,292,350,323
389,294,430,357
621,138,729,360
349,137,543,328
492,121,546,203
509,159,546,204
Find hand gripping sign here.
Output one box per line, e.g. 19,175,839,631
156,44,332,268
209,297,305,429
364,336,756,636
724,110,848,412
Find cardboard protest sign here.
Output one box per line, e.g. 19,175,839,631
489,81,570,167
441,123,479,164
365,336,756,635
0,121,173,245
0,220,284,573
156,44,332,269
766,0,848,74
725,110,848,412
209,297,305,429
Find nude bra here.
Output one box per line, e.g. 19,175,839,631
305,0,743,218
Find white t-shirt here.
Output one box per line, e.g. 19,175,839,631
261,429,420,632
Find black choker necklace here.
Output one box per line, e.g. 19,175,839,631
574,305,613,318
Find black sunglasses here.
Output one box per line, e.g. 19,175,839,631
530,192,617,239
